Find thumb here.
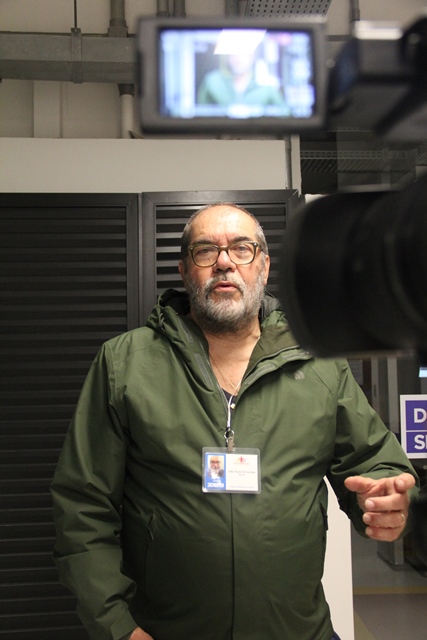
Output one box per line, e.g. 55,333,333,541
344,475,374,494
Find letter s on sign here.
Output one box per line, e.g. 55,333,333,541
414,434,427,450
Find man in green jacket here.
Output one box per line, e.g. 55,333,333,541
197,52,290,114
51,203,418,640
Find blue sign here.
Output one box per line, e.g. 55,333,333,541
400,395,427,458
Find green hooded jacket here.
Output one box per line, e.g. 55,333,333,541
51,290,419,640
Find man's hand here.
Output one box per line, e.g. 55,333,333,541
129,627,154,640
344,472,416,542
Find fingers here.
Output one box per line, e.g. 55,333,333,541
345,473,414,541
364,523,405,542
362,510,407,542
364,492,408,513
345,473,415,506
363,510,405,530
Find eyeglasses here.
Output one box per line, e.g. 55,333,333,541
187,241,262,268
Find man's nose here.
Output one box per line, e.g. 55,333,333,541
214,248,236,271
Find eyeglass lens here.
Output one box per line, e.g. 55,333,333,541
192,243,256,266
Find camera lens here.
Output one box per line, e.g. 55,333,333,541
280,174,427,356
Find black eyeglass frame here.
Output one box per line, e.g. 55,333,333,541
187,241,263,267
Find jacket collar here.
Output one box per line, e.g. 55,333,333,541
147,289,307,356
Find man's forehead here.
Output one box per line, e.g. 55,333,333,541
190,206,255,238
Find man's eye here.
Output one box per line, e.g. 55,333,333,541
233,244,251,254
195,246,215,256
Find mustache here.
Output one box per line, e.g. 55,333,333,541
205,275,244,296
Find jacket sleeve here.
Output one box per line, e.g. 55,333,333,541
326,359,420,535
51,343,138,640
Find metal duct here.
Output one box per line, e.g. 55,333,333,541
0,32,135,83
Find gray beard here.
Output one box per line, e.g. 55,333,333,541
185,271,265,334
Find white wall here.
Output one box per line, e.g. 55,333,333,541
0,138,290,192
325,483,354,639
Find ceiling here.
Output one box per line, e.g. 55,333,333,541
2,0,427,193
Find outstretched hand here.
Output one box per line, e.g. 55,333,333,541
344,473,415,541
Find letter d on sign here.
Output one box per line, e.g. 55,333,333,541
414,408,427,423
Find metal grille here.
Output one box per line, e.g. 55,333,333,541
300,148,418,172
0,193,139,639
245,0,333,16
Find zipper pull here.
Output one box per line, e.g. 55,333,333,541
225,428,235,452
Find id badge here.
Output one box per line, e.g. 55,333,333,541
202,447,261,493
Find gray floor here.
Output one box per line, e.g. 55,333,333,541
351,529,427,640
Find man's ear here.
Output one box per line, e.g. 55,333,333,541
178,260,185,281
263,254,270,286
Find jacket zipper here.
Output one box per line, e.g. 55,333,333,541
199,340,311,417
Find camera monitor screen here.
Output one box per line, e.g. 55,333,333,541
137,17,326,135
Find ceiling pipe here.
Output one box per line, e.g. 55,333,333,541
157,0,170,17
108,0,135,139
225,0,240,16
109,0,128,37
349,0,360,30
173,0,186,17
119,84,135,138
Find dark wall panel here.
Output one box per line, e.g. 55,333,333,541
0,194,139,638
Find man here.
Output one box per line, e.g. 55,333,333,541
206,455,224,479
51,203,418,640
197,52,289,111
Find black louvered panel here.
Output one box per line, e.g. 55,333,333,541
0,194,139,638
156,207,202,295
242,203,289,297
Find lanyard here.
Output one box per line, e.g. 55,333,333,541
224,391,236,452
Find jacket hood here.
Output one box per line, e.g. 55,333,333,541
145,288,302,355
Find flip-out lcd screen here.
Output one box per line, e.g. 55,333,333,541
137,18,326,134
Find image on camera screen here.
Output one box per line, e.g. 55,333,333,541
158,27,316,121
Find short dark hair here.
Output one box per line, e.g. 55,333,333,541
180,202,269,260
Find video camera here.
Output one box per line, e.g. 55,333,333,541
136,13,427,358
